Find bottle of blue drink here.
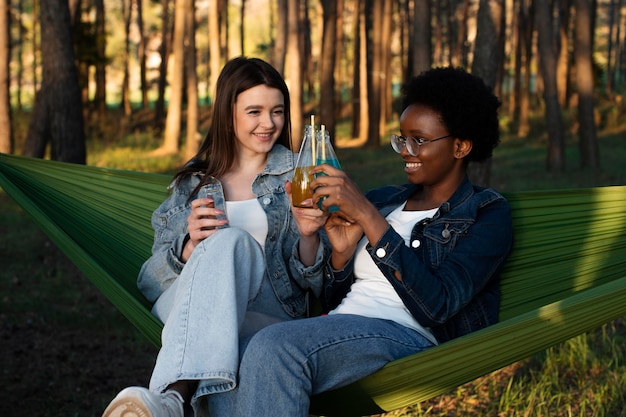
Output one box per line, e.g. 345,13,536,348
315,125,341,212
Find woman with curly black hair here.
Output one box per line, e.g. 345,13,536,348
400,66,501,163
206,66,515,417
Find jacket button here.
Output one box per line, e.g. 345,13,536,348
411,239,421,248
376,248,386,258
263,197,271,205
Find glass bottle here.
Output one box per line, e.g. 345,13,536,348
315,125,342,212
291,123,317,208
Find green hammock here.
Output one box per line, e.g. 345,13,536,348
1,152,626,417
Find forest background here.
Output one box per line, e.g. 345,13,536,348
1,0,626,416
0,0,624,184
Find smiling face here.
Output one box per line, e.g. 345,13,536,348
233,84,286,158
398,103,471,188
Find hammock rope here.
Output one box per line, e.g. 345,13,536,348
1,153,625,417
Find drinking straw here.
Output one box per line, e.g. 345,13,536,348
311,115,316,162
321,124,326,160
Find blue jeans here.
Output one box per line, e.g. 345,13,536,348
206,314,435,417
149,228,292,413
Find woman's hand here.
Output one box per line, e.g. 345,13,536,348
310,164,391,268
286,180,328,236
182,197,228,261
286,180,328,266
310,164,370,223
324,213,363,270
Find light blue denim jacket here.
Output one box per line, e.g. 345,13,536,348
137,144,328,318
322,177,514,342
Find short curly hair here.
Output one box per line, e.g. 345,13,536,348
401,67,501,162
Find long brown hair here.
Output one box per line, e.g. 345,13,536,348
174,56,292,185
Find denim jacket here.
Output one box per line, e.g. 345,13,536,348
137,144,328,319
322,177,513,343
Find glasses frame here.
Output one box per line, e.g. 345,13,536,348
390,133,453,156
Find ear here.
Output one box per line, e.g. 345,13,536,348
453,138,472,159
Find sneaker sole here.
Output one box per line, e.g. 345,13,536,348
102,396,154,417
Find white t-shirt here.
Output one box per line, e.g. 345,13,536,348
225,199,268,249
328,203,439,345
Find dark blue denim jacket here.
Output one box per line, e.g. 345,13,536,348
137,144,329,318
322,177,513,343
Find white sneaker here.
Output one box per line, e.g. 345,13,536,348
102,386,184,417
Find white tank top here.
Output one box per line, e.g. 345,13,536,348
329,202,439,345
225,198,268,249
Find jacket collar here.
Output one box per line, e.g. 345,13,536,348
262,144,295,176
369,176,474,215
438,176,475,214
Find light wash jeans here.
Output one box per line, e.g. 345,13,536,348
206,314,435,417
149,228,292,414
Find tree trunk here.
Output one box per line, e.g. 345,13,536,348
220,0,228,61
605,0,619,98
94,0,106,118
536,0,566,172
154,0,170,131
73,2,89,108
411,0,432,76
136,0,149,109
574,0,600,169
24,89,50,158
122,0,132,116
615,0,626,89
433,0,443,66
185,0,199,160
517,0,533,138
451,0,471,68
161,0,186,154
239,0,245,55
31,0,38,92
287,0,303,147
366,0,382,148
301,2,314,101
469,0,504,187
472,0,504,88
557,0,571,108
319,0,337,138
23,0,86,164
0,0,12,154
350,0,368,142
68,0,80,24
271,0,288,74
380,0,393,130
509,0,521,121
334,0,344,121
15,0,23,111
357,0,368,144
208,0,221,101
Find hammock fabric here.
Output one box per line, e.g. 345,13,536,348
1,153,626,417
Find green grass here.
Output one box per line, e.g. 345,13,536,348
490,130,626,192
396,321,626,416
2,121,626,416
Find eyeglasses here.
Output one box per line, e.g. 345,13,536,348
390,133,453,156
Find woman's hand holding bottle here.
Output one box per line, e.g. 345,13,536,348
182,197,228,261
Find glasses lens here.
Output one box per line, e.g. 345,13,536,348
391,134,420,156
405,137,419,156
390,134,404,154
